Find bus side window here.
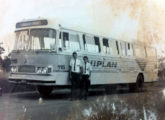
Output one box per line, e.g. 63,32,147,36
58,32,63,50
120,41,127,56
128,43,130,50
94,36,101,52
63,32,69,48
69,33,80,51
83,34,86,49
83,34,99,53
102,38,110,54
116,41,120,55
127,43,133,56
59,32,62,39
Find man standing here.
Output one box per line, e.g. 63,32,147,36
81,56,92,100
69,52,82,100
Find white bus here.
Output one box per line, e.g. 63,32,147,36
8,18,158,96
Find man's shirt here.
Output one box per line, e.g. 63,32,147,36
70,58,82,73
82,62,92,75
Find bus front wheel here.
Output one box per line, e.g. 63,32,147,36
37,86,53,97
105,85,117,94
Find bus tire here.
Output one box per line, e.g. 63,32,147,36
136,74,144,92
129,74,144,92
37,86,53,97
105,85,117,94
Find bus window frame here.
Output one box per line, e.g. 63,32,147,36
120,41,128,57
83,34,100,53
15,28,57,51
94,36,101,53
58,31,69,51
14,29,30,50
127,42,134,57
56,30,63,51
102,38,109,47
58,30,81,52
29,28,56,50
102,38,110,55
132,44,135,56
62,32,69,48
82,34,86,50
116,40,120,55
69,32,81,51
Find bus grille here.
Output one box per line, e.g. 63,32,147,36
18,65,35,73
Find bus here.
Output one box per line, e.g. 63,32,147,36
8,18,158,96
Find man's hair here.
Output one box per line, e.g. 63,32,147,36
83,56,88,60
72,52,77,56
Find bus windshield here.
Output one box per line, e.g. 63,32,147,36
14,28,56,50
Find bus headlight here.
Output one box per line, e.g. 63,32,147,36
36,66,52,74
11,66,18,73
42,67,48,74
36,67,42,74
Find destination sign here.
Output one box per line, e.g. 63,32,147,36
16,20,48,28
90,60,117,68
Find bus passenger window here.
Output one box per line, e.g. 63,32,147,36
127,43,133,56
58,32,62,48
128,43,130,50
94,36,101,52
116,41,120,55
69,34,80,51
84,35,97,53
103,38,110,54
83,34,86,49
63,32,69,47
120,42,127,56
59,32,61,39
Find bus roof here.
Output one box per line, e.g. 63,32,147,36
15,18,148,47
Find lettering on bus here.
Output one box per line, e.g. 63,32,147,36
90,60,117,68
58,65,65,70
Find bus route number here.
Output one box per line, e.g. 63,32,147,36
58,65,65,70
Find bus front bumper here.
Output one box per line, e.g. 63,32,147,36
8,73,56,86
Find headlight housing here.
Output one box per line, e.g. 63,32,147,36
11,66,18,73
36,66,52,74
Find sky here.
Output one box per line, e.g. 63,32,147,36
0,0,165,56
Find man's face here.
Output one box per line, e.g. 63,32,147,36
84,58,88,62
73,53,77,59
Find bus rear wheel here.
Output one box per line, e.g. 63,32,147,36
136,74,144,91
37,86,53,97
129,74,144,92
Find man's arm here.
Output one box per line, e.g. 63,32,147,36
89,64,92,78
69,65,72,79
69,59,72,80
80,66,83,75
